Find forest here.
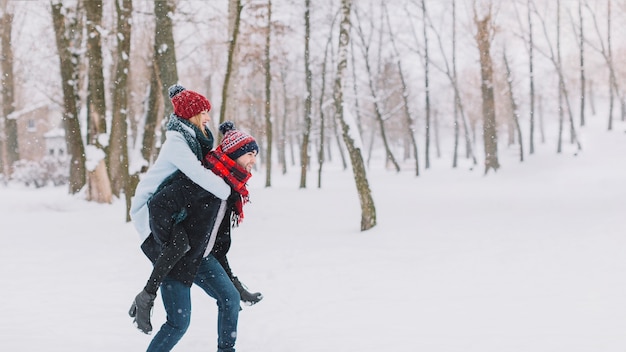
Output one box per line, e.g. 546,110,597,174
0,0,624,230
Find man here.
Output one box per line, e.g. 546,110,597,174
131,114,261,352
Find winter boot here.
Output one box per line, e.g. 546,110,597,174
232,276,263,306
129,289,157,334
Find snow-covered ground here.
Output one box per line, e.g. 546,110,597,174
1,119,625,352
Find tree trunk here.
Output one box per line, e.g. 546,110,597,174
503,51,524,162
349,24,363,138
279,69,288,175
554,0,581,153
264,0,272,187
588,80,596,116
300,0,312,188
585,0,623,131
317,14,337,188
604,1,625,127
607,0,613,131
85,0,112,204
219,0,243,127
528,0,535,155
142,65,162,165
334,0,376,231
383,3,419,176
422,0,431,170
452,0,459,168
0,2,17,177
578,0,585,127
51,2,86,194
154,0,178,139
474,10,499,174
109,0,133,219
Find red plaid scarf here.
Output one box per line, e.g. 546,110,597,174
204,146,251,225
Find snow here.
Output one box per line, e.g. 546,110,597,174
1,119,626,352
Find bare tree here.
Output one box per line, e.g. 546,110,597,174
300,0,312,188
0,0,16,178
382,3,419,176
264,0,273,187
85,0,112,203
512,0,537,154
153,0,178,131
503,51,524,162
316,9,340,188
533,0,581,153
423,0,477,168
421,0,431,170
141,65,162,165
585,0,624,131
109,0,133,219
353,6,400,173
527,0,536,155
334,0,376,231
219,0,243,126
473,5,499,174
578,0,586,127
278,68,288,175
51,1,87,194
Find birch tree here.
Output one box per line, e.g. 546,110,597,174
334,0,376,231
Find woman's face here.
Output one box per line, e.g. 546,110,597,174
189,111,211,130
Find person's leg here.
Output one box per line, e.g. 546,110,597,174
144,223,190,295
131,223,190,334
146,278,192,352
131,177,196,334
194,254,240,352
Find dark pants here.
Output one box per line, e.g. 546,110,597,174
146,254,240,352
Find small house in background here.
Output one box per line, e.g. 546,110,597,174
44,128,66,159
13,104,63,162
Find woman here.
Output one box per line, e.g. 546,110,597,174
129,84,230,334
139,122,261,352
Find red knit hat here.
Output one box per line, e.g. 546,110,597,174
168,84,211,119
219,121,259,160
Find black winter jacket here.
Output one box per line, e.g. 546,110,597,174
141,172,224,286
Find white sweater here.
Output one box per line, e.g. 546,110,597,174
130,125,231,241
